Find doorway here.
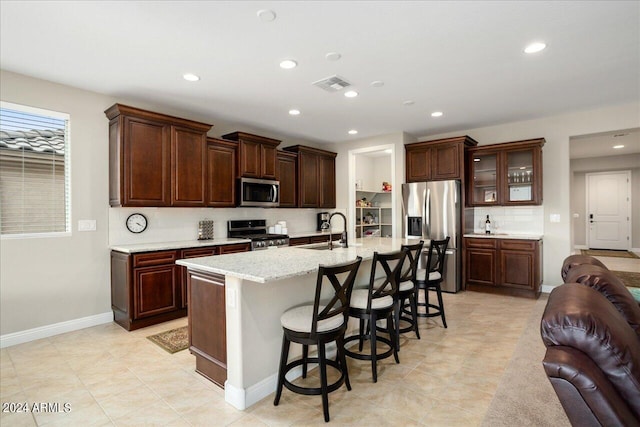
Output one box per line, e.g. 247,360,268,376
586,171,631,250
348,145,396,241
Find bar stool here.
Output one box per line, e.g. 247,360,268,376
377,241,424,350
415,237,449,328
344,250,406,382
274,257,362,423
396,241,424,342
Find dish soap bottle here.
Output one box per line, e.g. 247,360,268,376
485,215,491,235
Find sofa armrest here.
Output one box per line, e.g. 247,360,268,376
543,346,639,427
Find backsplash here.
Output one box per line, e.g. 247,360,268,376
470,206,544,235
109,207,337,246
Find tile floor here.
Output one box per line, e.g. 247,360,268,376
1,253,637,426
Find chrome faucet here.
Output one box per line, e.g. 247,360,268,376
328,212,348,249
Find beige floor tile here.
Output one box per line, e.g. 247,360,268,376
112,400,181,427
0,289,546,426
95,384,161,419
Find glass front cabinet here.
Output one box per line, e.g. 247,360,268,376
467,138,544,206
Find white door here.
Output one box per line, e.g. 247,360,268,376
587,171,630,250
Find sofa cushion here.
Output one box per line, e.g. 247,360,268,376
564,264,640,336
561,254,607,282
541,284,640,419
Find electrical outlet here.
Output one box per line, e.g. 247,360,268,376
78,220,96,231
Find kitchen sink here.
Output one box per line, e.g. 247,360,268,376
300,243,337,250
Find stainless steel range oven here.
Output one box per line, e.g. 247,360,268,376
227,219,289,250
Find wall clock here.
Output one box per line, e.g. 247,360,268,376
126,213,148,233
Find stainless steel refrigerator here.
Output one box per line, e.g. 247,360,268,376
401,180,461,292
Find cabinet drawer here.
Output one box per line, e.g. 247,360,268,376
289,237,311,246
133,250,178,267
219,243,251,254
464,238,498,249
181,247,219,259
500,240,537,251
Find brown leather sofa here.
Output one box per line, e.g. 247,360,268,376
541,258,640,427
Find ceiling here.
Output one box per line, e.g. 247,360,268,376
570,128,640,159
1,1,638,144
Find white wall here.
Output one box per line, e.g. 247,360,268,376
0,70,327,338
570,153,640,248
330,132,416,239
417,102,640,287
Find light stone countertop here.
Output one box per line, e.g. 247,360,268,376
110,238,251,254
177,237,422,283
463,233,543,240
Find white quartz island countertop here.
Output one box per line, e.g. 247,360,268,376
177,237,421,283
110,238,251,253
463,233,543,240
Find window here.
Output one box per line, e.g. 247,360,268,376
0,102,70,236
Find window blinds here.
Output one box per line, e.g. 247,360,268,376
0,103,70,236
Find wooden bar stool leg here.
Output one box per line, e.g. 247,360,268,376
358,318,365,351
302,345,309,378
318,342,330,422
370,312,378,383
436,285,447,328
274,336,291,405
336,335,351,390
409,292,420,339
389,312,399,364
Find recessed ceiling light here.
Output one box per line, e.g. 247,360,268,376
613,144,625,149
279,59,297,69
431,111,443,117
348,130,358,135
403,100,415,106
325,52,341,61
288,109,300,116
183,73,200,82
524,42,546,54
257,9,276,22
370,80,384,87
344,90,358,98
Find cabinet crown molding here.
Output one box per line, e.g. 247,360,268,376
283,145,337,158
406,135,479,149
467,138,545,152
104,103,212,132
221,131,281,147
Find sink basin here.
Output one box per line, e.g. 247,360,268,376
299,243,339,250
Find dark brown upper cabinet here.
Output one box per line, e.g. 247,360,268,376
467,138,544,206
221,132,281,179
206,138,238,207
405,136,478,182
105,104,211,207
284,145,337,208
276,151,297,208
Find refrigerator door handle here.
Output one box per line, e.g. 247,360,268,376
424,187,430,238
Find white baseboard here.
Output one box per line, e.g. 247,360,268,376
224,344,342,410
541,284,557,294
0,312,113,349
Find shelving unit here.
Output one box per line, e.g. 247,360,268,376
355,190,392,238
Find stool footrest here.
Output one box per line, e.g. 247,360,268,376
282,358,346,396
344,335,394,361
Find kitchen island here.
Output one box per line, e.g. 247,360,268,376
177,237,420,410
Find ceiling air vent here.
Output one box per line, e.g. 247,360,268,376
312,75,351,92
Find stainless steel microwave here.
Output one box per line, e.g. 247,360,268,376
238,177,280,207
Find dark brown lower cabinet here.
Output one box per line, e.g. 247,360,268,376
289,234,342,246
188,271,227,387
464,237,542,298
110,242,250,331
